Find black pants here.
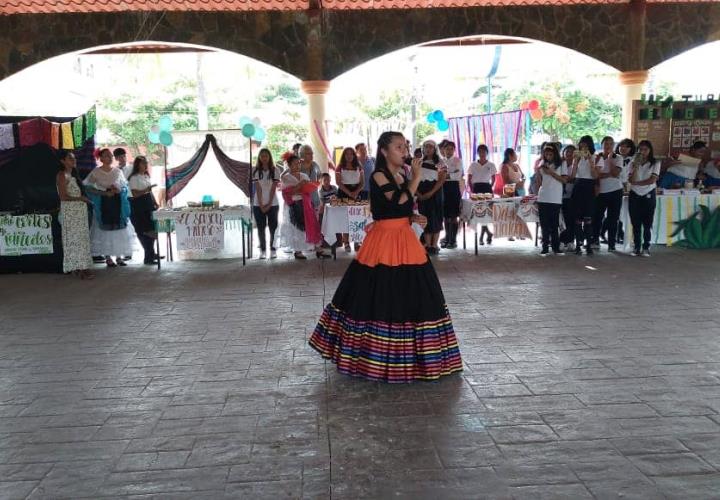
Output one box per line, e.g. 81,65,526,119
253,205,279,251
538,202,561,251
571,179,596,247
593,189,623,246
629,190,656,251
560,198,574,244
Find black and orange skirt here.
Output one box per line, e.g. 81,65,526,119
309,217,463,383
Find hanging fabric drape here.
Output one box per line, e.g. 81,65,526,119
209,135,252,198
448,110,526,166
165,135,212,202
165,133,252,202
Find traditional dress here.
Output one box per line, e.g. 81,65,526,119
83,167,134,257
278,171,314,252
59,173,92,273
309,169,463,383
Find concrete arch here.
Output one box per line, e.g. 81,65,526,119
320,4,635,80
644,3,720,71
0,11,311,81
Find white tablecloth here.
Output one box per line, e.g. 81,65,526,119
461,198,535,239
321,205,424,242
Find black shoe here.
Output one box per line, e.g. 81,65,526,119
93,256,105,263
486,233,493,245
553,248,564,255
440,239,448,248
608,244,616,252
447,242,457,249
586,246,594,255
123,256,132,261
574,246,583,255
540,247,549,255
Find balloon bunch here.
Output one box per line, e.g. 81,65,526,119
148,115,174,146
520,100,543,121
426,109,450,132
239,116,266,142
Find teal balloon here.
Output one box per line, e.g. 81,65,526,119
159,131,173,146
158,115,173,132
426,112,436,124
253,127,266,142
437,119,449,131
242,123,256,138
432,110,444,121
239,115,252,126
148,131,160,144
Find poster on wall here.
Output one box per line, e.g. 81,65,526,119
175,211,225,251
631,101,671,157
0,214,53,255
347,205,372,243
671,101,720,155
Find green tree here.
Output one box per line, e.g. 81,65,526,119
265,122,308,161
351,90,436,144
259,83,307,105
100,78,234,163
491,80,621,142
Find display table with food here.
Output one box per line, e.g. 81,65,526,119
620,191,720,249
321,198,424,259
153,205,253,267
460,195,539,254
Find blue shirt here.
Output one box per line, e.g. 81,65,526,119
361,157,376,193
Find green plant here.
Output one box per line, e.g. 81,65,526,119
670,204,720,249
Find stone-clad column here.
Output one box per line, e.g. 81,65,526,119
301,80,331,172
619,70,648,139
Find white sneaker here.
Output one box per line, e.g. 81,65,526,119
641,249,651,257
270,249,277,259
258,250,266,260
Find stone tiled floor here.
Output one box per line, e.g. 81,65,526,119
2,242,720,499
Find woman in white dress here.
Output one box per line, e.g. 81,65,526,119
279,155,317,260
83,148,134,267
336,147,365,252
56,150,94,279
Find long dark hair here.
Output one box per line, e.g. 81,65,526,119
253,148,276,180
502,148,516,165
542,144,562,167
374,131,405,181
339,147,360,170
615,138,636,157
422,141,440,164
128,156,148,180
578,135,596,154
637,140,656,165
57,150,86,195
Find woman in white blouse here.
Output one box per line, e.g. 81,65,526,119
83,148,134,267
592,136,623,252
127,156,160,265
467,144,496,245
440,141,464,249
252,149,282,260
536,144,567,254
335,147,365,252
568,135,600,255
628,140,660,257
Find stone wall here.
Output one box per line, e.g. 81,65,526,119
0,3,719,81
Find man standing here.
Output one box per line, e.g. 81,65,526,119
114,148,132,180
355,142,375,199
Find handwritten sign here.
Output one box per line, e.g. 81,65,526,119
347,205,372,243
0,214,54,256
175,210,224,251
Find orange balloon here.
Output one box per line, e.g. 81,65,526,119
520,101,529,110
530,108,544,120
528,100,540,111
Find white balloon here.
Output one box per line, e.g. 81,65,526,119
252,117,261,126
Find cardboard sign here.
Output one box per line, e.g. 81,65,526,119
347,205,372,243
670,101,720,155
632,101,671,157
0,213,53,256
175,210,224,251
